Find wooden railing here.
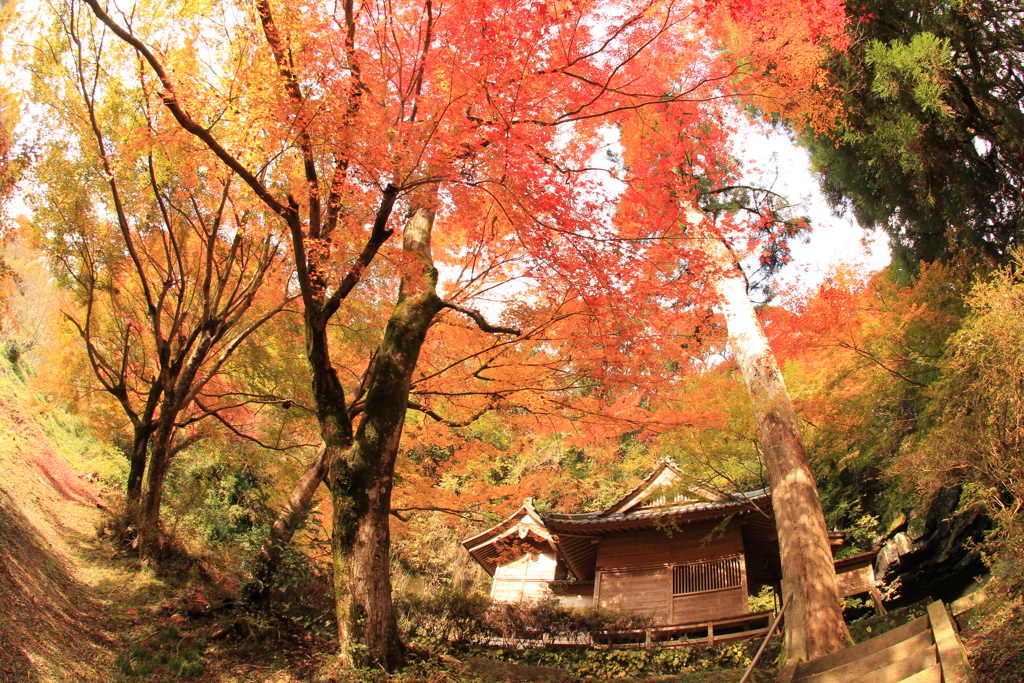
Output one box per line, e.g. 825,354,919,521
738,595,791,683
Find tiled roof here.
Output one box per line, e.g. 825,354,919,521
544,488,770,526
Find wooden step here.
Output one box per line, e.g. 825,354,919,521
926,601,976,683
795,615,930,679
896,662,943,683
799,630,934,683
844,644,937,683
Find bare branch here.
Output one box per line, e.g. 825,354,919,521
834,341,930,388
323,184,399,319
407,400,490,428
192,398,313,451
440,300,520,335
390,506,485,522
346,348,378,414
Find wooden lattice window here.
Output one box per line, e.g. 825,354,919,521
672,555,743,595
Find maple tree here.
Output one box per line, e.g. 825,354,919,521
75,0,748,666
68,0,867,667
29,4,291,556
770,261,969,543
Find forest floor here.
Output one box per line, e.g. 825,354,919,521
0,371,766,683
0,373,328,683
2,366,1014,682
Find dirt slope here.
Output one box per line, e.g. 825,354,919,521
0,379,120,682
0,375,334,683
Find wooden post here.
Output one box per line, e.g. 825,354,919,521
519,554,530,601
869,587,888,616
781,575,808,662
739,552,749,613
668,564,675,624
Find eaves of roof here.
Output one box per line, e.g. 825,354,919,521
544,488,771,529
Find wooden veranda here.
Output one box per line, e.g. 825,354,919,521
592,610,775,648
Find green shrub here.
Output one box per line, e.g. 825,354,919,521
396,584,492,646
396,589,657,650
114,628,206,679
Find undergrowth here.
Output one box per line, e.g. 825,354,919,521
113,627,206,681
846,599,929,644
508,640,771,679
961,576,1024,682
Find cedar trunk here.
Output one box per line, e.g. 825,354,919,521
694,209,849,662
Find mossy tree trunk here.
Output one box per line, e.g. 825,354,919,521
329,204,440,668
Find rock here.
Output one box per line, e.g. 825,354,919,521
874,487,989,608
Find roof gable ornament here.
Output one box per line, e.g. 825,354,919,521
601,458,719,516
461,497,558,576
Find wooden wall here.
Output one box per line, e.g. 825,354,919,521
491,552,558,603
594,522,749,625
670,587,747,624
597,567,670,622
837,564,876,598
556,591,595,608
596,523,744,570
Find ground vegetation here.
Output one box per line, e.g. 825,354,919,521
3,0,1024,678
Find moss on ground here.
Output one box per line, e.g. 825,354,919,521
846,599,930,644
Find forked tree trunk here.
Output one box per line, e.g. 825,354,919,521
689,207,850,662
243,205,448,622
329,203,441,668
124,385,164,502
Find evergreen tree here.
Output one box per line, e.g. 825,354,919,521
800,0,1024,269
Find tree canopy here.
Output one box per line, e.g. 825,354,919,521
3,0,1022,677
794,0,1024,268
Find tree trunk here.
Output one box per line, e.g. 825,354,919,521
137,420,175,559
116,425,153,552
329,202,441,669
691,207,850,662
246,444,328,606
125,385,162,501
126,425,151,501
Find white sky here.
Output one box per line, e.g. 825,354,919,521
734,128,891,293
